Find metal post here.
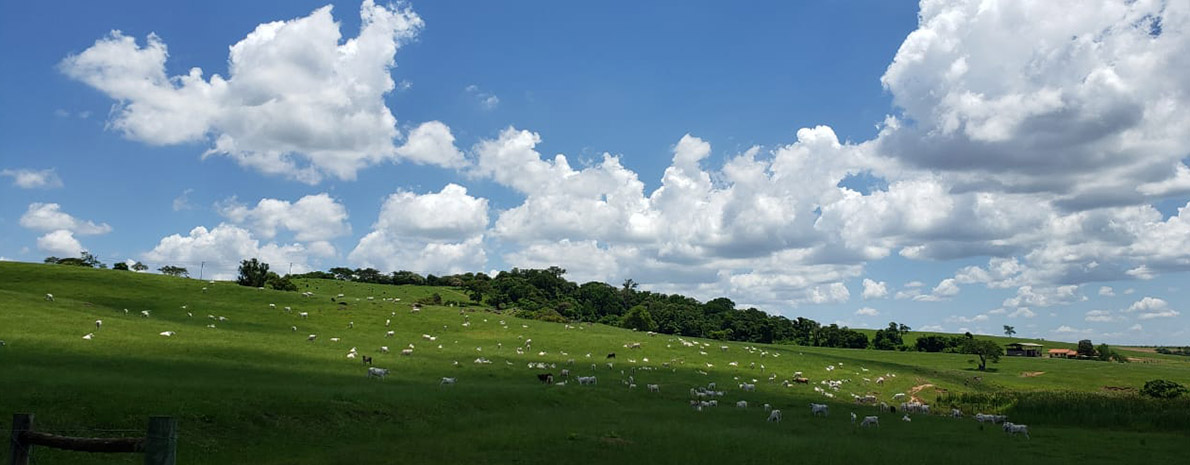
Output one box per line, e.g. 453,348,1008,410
143,417,176,465
9,413,32,465
199,261,205,280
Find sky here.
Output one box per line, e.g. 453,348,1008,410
1,0,1188,345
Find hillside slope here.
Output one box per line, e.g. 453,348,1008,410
1,262,1188,464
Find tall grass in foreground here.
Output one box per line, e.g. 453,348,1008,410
941,391,1190,432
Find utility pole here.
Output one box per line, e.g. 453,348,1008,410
199,261,205,280
288,262,293,276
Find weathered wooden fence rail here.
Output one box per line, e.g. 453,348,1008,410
9,413,176,465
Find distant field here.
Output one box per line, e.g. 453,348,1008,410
1,262,1188,464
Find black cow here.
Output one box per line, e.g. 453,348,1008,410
606,352,616,359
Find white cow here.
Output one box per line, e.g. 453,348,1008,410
1003,422,1030,439
298,312,309,319
737,401,748,409
860,416,879,428
82,333,94,340
307,334,317,342
367,367,389,380
767,409,782,422
647,384,660,392
401,349,414,356
159,331,175,337
45,293,54,302
810,403,829,416
440,377,457,386
95,320,102,329
140,310,151,318
386,331,395,338
380,346,389,354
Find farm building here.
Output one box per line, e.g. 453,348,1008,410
1048,348,1078,358
1005,342,1043,357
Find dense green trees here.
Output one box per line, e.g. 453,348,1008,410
872,321,910,350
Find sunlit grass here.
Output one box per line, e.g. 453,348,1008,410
1,262,1187,464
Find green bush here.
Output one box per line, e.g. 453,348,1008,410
1141,379,1188,399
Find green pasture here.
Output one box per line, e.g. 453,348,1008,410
1,262,1187,464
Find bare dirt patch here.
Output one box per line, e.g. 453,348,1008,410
907,383,935,403
1020,371,1046,377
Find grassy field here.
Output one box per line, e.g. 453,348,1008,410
1,261,1188,464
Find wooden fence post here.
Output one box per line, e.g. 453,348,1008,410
9,413,32,465
143,416,176,465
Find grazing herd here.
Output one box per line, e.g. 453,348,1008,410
45,282,1033,442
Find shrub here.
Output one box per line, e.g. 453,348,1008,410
1141,380,1188,399
265,273,298,292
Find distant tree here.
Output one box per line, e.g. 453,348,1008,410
465,279,491,303
622,305,658,332
391,270,425,285
872,322,906,350
112,262,130,271
1141,379,1188,399
961,338,1003,371
354,268,385,284
43,256,60,264
915,335,955,352
158,266,189,278
898,323,911,335
328,267,354,281
964,331,974,339
1003,325,1016,337
1077,339,1097,358
131,261,148,272
81,251,102,268
237,258,270,287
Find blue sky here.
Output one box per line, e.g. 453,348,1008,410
2,0,1188,344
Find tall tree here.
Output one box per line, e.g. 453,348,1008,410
1003,325,1016,337
961,338,1003,371
237,258,270,288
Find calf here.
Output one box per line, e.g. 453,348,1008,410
362,355,373,365
606,352,616,359
767,409,782,422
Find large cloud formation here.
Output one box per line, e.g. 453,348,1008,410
61,1,463,183
102,1,1188,339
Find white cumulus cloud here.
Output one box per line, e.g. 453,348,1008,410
60,1,462,183
20,203,112,235
861,278,888,299
36,230,85,256
2,168,63,189
218,193,351,242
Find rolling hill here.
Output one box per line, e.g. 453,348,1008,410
1,261,1187,464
